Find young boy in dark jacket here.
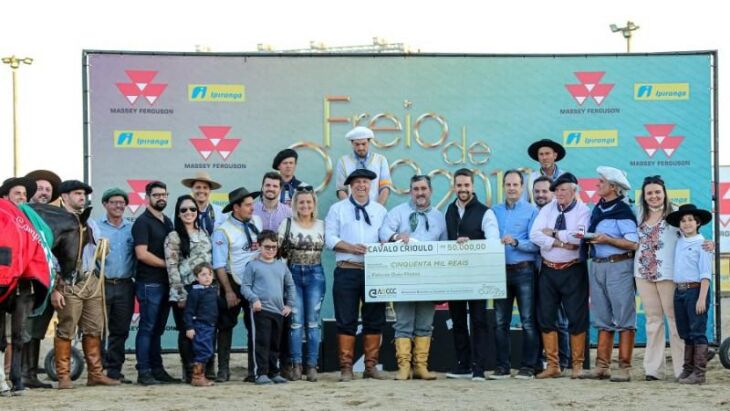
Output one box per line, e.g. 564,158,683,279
185,262,219,387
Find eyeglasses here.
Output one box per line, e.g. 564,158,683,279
642,175,665,185
180,207,198,214
296,185,314,192
262,245,278,251
107,201,126,207
150,193,169,199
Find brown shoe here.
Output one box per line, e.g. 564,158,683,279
570,332,586,379
362,334,386,380
536,332,561,379
83,335,121,386
678,344,694,380
191,363,214,387
54,337,73,389
394,338,412,380
584,330,613,380
412,336,437,380
610,330,634,382
680,344,707,385
337,334,355,382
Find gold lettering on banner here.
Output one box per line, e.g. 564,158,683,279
427,169,453,209
368,113,402,149
289,142,333,193
471,169,493,207
389,159,422,195
323,96,350,148
414,113,449,148
443,127,492,165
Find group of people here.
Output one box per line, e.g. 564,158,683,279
0,125,715,393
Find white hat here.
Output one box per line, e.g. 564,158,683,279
597,166,631,190
345,126,374,141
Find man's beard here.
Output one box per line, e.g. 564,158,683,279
151,200,167,211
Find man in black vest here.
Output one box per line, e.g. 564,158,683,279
444,168,500,381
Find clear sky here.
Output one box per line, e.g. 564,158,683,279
1,0,726,180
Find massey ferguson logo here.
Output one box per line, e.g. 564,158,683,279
720,182,730,228
565,72,614,106
189,126,241,161
116,70,167,105
126,179,153,214
635,124,684,158
577,178,601,205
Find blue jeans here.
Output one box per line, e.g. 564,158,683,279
289,264,326,366
193,321,216,364
674,287,709,345
494,265,538,370
134,281,170,372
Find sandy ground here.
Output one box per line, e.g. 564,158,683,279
3,299,730,410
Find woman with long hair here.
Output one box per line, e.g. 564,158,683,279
164,194,212,383
277,186,325,382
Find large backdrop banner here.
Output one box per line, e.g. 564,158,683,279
83,51,719,349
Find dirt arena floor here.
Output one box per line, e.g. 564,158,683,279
3,298,730,410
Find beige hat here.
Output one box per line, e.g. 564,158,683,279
181,171,222,190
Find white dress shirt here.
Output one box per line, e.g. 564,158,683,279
530,199,591,262
325,197,387,263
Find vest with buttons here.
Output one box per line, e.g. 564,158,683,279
445,195,488,240
216,215,262,284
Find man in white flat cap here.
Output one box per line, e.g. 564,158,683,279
335,126,392,205
583,166,639,383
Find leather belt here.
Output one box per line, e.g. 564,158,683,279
676,282,701,290
591,252,634,264
506,261,534,272
337,261,365,270
542,259,579,270
105,277,133,284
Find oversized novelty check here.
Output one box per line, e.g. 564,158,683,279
364,239,506,302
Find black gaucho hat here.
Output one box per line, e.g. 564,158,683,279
272,149,298,170
25,169,62,202
528,139,566,162
549,172,578,192
666,204,712,228
222,187,261,213
0,177,37,199
344,169,377,186
59,180,93,195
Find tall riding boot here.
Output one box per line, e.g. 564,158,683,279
570,333,586,379
394,338,412,380
536,332,561,379
216,328,232,382
680,344,707,384
337,334,355,382
54,337,73,389
23,338,52,389
584,330,613,380
363,334,386,380
191,363,214,387
678,344,695,380
610,330,634,382
412,336,437,380
179,334,194,384
205,356,216,380
83,335,121,386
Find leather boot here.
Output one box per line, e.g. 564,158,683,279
216,328,231,382
584,330,613,380
83,335,121,386
305,365,318,382
536,332,561,379
394,338,412,380
205,357,216,380
179,334,194,384
610,330,634,382
412,336,437,380
680,344,707,384
337,334,355,382
362,334,386,380
54,337,73,389
570,332,586,379
191,363,214,387
26,339,52,389
290,363,303,381
678,344,695,380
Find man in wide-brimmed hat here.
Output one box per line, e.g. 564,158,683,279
0,177,37,206
25,169,62,206
58,180,92,215
583,166,639,382
334,126,392,205
272,148,307,206
181,171,225,236
525,139,566,203
325,168,388,381
211,187,262,382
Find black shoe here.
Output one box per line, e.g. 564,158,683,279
24,376,53,389
488,368,511,380
645,375,660,381
108,371,133,384
515,368,535,380
243,374,256,383
152,368,181,384
446,369,473,379
137,371,161,385
216,370,230,383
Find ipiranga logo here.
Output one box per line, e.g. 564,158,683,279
634,83,690,100
563,130,618,147
114,130,172,148
188,84,245,102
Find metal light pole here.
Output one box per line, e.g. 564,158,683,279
2,55,33,177
610,21,640,53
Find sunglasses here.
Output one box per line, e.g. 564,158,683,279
642,175,665,185
296,185,314,192
262,244,278,251
180,207,198,214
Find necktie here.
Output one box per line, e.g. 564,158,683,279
349,196,371,225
